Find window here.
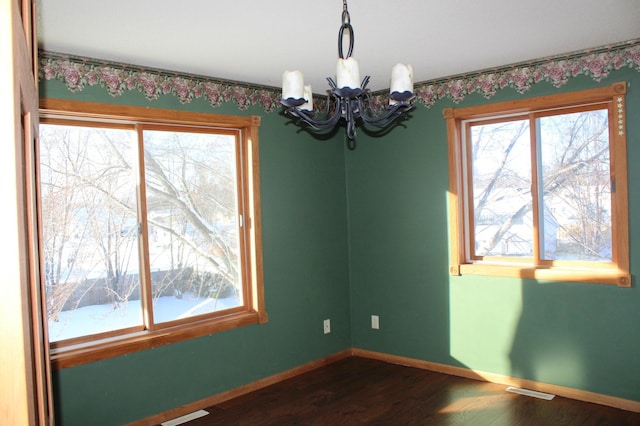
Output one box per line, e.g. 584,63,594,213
444,82,630,287
38,99,266,368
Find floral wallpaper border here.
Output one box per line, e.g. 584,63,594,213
39,39,640,113
413,39,640,107
39,52,284,112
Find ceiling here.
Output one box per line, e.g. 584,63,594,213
37,0,640,93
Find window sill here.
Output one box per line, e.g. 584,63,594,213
50,310,268,370
452,263,631,287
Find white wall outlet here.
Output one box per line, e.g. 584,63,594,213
323,319,331,334
371,315,379,330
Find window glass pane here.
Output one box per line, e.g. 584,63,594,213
470,119,533,257
39,124,141,341
142,130,242,324
538,109,612,261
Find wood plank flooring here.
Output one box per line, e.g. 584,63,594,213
181,356,640,425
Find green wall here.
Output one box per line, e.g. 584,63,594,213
42,63,640,425
347,69,640,402
40,81,352,425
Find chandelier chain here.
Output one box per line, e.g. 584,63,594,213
342,0,350,24
339,0,353,59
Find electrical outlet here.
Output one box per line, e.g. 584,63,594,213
371,315,379,330
323,319,331,334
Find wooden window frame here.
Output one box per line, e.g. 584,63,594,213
444,82,631,287
39,99,267,369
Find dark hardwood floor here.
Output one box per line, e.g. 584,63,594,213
181,357,640,425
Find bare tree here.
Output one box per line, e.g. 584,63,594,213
471,109,611,260
40,121,249,338
141,130,240,303
39,125,139,321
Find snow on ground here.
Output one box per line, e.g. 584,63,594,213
48,294,240,342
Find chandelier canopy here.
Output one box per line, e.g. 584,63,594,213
281,0,415,150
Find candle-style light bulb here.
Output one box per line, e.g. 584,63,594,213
282,70,305,99
300,85,314,111
336,58,361,89
389,64,413,105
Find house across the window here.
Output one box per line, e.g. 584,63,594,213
444,82,630,287
39,99,266,368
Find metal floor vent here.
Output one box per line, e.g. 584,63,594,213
161,409,209,426
506,386,555,400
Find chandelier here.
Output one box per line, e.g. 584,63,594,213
281,0,415,150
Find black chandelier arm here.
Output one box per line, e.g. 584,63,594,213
359,103,415,128
345,98,358,140
284,89,415,138
287,110,342,131
283,102,343,131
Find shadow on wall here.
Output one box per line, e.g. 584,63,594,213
449,275,640,402
508,279,640,401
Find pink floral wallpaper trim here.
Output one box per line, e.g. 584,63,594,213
39,39,640,113
39,52,283,112
414,40,640,106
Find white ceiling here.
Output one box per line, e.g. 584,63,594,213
37,0,640,93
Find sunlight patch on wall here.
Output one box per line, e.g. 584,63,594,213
449,277,523,374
